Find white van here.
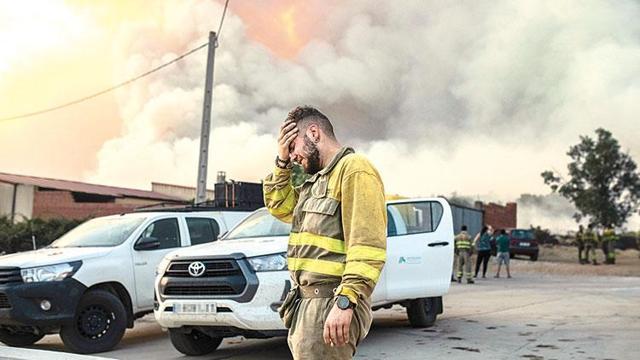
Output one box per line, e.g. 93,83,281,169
155,198,454,356
0,208,249,354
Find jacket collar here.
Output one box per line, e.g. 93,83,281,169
305,147,354,184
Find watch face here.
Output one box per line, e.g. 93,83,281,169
337,296,350,310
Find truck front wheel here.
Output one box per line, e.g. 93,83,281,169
169,328,222,356
60,289,127,354
0,327,44,347
407,297,438,328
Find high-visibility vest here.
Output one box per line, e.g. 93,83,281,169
455,231,472,249
583,229,596,244
602,229,617,243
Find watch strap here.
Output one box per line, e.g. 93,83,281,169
275,156,291,169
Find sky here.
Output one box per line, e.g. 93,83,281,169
0,0,638,232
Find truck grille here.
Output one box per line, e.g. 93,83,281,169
161,259,248,297
0,267,22,285
165,260,241,277
0,293,11,309
164,285,237,296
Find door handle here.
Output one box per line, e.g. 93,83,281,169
134,261,148,266
428,242,449,247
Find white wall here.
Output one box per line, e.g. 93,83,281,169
0,182,34,222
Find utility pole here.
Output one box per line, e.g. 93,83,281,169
196,31,218,205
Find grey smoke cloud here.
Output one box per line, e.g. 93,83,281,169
88,0,640,231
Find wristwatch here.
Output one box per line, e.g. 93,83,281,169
336,295,355,310
275,156,292,169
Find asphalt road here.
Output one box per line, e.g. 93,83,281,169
4,272,639,360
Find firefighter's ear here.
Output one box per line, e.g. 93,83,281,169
307,123,320,142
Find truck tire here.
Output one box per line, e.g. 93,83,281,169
0,328,44,347
169,328,222,356
530,253,538,261
407,297,438,328
60,289,127,354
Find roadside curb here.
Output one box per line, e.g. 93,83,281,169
0,347,115,360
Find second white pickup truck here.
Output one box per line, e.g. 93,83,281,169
155,198,454,356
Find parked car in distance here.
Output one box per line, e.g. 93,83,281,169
154,198,455,356
508,228,539,261
0,207,249,354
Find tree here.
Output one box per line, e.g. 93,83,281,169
529,225,558,245
541,128,640,228
0,216,84,254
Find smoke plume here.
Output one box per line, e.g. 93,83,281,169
83,0,640,232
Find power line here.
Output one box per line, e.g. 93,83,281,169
0,0,232,123
0,43,208,122
217,0,231,44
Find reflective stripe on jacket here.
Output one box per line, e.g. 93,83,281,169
263,147,387,306
455,231,472,250
583,230,597,244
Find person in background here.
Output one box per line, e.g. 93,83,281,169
583,223,599,265
454,225,474,284
637,229,640,259
473,226,493,278
576,225,585,264
602,226,617,265
494,229,511,278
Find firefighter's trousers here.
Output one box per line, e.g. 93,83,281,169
456,250,473,280
287,289,372,360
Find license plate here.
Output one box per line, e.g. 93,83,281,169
173,303,217,314
519,242,530,247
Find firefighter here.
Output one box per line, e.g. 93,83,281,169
602,226,617,265
263,106,386,359
583,224,599,265
454,225,474,284
576,225,585,264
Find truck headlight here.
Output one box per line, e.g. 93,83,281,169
156,257,171,276
247,253,287,272
21,261,82,283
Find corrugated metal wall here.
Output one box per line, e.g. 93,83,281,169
450,203,484,238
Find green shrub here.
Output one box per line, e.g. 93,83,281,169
0,217,85,254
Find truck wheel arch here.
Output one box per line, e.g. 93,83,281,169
87,282,135,328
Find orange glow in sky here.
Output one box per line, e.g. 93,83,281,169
229,0,334,59
0,0,331,179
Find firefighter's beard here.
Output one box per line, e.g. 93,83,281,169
301,135,322,175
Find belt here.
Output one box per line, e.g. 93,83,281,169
298,284,339,298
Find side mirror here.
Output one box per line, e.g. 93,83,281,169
135,237,160,251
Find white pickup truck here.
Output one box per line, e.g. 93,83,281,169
0,207,248,354
155,198,454,356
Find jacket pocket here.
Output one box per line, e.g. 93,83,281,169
302,197,340,216
278,286,300,329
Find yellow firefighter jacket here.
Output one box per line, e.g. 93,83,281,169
263,147,387,306
602,228,617,243
454,231,472,250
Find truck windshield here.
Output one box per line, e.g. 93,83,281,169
224,209,291,240
50,217,146,248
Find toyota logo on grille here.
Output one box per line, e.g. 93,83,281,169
188,262,206,277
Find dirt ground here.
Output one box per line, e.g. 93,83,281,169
3,247,639,359
512,245,640,277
